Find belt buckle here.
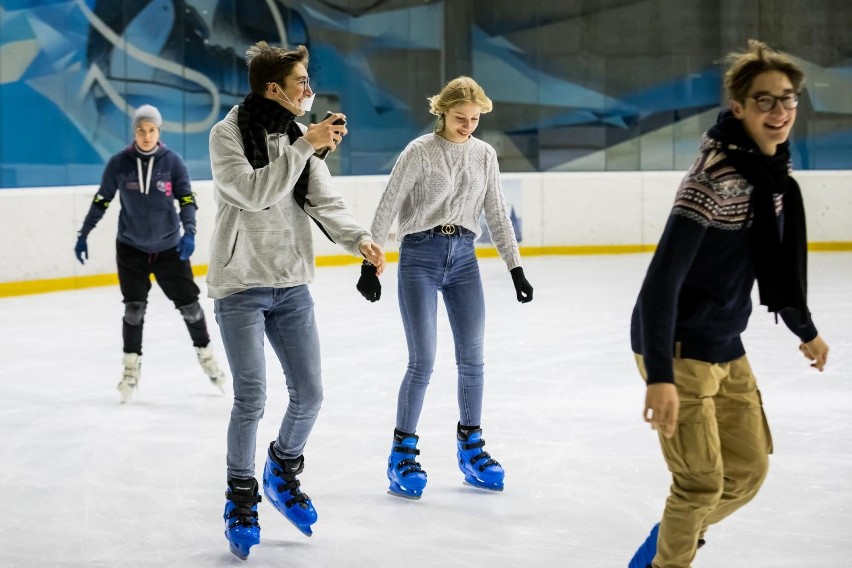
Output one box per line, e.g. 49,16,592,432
440,224,456,235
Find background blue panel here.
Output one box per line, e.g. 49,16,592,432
1,0,851,188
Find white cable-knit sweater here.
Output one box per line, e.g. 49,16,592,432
370,133,522,270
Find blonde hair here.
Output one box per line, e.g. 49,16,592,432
428,76,493,134
723,39,804,103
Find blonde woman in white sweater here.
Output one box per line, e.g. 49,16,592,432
358,76,534,499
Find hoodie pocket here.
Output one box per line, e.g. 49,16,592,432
223,230,302,285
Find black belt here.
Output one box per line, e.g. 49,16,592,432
431,224,470,236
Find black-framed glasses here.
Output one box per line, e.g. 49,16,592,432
750,93,799,112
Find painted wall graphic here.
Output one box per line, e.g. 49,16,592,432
2,0,851,189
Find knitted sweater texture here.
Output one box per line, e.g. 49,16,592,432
370,133,522,270
630,133,817,384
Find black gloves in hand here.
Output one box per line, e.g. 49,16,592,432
510,266,533,303
356,262,381,302
74,234,88,264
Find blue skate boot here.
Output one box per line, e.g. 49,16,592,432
628,522,659,568
387,429,427,499
262,442,317,537
223,477,262,560
456,424,504,491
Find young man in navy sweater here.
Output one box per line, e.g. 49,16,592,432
628,40,829,568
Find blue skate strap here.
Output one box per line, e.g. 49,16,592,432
460,439,499,471
225,490,261,528
273,476,311,509
392,444,424,477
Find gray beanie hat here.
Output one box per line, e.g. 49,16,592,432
133,104,162,129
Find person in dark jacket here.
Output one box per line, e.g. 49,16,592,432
74,104,227,403
628,40,829,568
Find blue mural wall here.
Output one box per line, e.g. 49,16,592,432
1,0,851,189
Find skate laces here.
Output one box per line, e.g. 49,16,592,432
391,443,425,477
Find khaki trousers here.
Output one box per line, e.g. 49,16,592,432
635,353,773,568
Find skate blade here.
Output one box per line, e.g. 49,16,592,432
387,479,424,500
463,480,504,492
284,515,314,537
263,487,315,537
117,383,136,404
228,543,250,560
225,529,260,560
387,488,422,500
226,535,257,560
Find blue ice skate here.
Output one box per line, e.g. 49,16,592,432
224,478,262,560
387,431,427,499
262,442,317,537
628,522,659,568
457,426,504,491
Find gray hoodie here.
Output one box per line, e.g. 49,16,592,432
206,106,371,299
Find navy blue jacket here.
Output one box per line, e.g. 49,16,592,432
79,143,197,253
631,134,817,385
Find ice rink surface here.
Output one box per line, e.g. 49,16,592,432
1,253,849,567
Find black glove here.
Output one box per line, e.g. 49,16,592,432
356,262,381,302
74,234,88,265
510,266,533,303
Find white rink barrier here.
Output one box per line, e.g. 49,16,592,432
1,171,850,296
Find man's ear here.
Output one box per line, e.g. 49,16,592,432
730,99,745,119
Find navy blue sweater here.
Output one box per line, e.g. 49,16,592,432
631,134,818,385
79,143,197,254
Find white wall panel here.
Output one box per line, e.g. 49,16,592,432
1,171,849,285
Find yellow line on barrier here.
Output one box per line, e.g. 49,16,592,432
1,242,850,298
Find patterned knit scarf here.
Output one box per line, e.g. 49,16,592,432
708,111,809,323
237,93,334,242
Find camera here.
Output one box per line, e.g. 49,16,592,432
315,111,346,160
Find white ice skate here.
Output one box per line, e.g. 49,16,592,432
117,353,141,404
196,346,227,393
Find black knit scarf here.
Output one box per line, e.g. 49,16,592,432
708,111,809,323
238,92,304,169
237,93,334,242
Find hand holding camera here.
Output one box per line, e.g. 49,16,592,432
309,111,347,160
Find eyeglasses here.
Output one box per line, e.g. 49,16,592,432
294,77,311,91
266,77,311,90
750,93,799,112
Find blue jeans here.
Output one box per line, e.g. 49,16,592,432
395,228,485,434
214,286,323,480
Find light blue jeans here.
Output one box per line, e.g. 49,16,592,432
395,228,486,434
214,286,323,480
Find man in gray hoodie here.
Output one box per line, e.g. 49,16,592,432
208,41,384,560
